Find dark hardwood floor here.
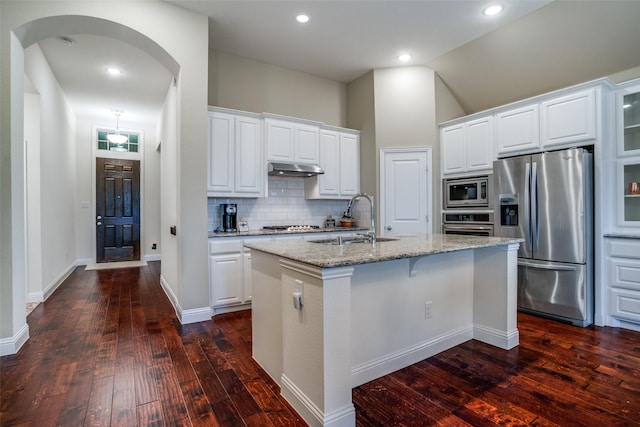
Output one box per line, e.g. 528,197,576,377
2,262,640,426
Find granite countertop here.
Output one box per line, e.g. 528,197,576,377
244,233,523,268
208,227,368,239
603,233,640,240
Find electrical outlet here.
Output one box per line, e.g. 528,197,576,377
425,301,433,319
152,243,157,250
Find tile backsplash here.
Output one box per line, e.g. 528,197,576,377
208,176,372,232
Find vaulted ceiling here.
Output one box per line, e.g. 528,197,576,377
37,0,640,123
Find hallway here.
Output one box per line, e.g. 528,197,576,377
0,263,304,426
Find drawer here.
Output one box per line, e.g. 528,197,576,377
610,288,640,323
209,239,243,255
608,258,640,291
608,239,640,259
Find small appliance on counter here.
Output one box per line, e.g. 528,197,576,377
238,217,249,232
325,215,336,228
220,203,237,232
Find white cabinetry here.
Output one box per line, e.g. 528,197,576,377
210,233,356,314
209,240,245,308
615,83,640,227
541,88,596,148
208,108,264,197
265,116,320,165
441,116,494,176
495,86,601,157
607,239,640,326
305,127,360,199
495,104,540,156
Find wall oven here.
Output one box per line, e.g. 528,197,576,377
442,212,494,236
443,175,491,209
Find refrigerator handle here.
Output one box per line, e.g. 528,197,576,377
518,259,578,271
532,161,539,251
524,162,532,252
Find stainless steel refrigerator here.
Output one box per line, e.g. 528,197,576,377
493,148,593,326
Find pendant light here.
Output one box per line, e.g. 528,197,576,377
107,111,128,145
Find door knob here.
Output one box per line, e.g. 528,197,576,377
97,222,102,226
386,225,392,230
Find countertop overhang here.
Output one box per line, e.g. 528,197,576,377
244,233,523,268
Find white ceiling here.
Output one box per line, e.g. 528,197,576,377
179,0,552,83
35,0,640,124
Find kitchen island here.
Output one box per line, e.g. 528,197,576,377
245,233,522,427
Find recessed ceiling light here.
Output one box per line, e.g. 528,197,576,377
57,36,74,46
106,67,122,76
398,53,412,63
296,14,310,24
483,4,504,16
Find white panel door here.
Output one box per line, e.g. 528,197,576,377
381,149,431,235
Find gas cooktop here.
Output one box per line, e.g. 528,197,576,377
262,225,320,231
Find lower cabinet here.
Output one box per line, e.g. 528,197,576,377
607,238,640,325
209,239,247,311
209,232,354,314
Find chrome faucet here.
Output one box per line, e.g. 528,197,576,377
346,193,376,245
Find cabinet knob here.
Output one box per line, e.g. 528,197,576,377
97,222,102,226
386,225,392,231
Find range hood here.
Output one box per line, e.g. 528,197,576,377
268,162,324,177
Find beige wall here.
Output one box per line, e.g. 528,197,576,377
347,71,376,196
209,50,348,127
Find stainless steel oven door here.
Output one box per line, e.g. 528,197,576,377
442,224,494,236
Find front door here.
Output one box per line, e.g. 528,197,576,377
380,148,431,235
96,157,140,262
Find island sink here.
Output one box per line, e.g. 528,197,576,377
308,236,398,245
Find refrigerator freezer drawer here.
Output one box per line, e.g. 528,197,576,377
518,260,591,324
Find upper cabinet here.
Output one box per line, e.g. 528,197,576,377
441,116,494,176
305,127,360,199
440,80,613,180
495,103,540,155
208,108,264,198
617,83,640,157
265,116,320,165
540,88,596,148
495,87,599,157
615,82,640,227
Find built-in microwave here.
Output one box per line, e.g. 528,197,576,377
443,175,491,209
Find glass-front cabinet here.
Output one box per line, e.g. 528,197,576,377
622,90,640,155
618,83,640,156
618,159,640,224
616,82,640,226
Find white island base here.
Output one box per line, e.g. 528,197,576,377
250,241,520,427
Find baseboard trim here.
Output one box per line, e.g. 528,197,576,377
474,323,519,350
144,254,161,262
281,374,355,427
76,258,91,266
159,275,212,324
27,291,44,303
43,261,77,300
0,323,30,356
351,325,473,387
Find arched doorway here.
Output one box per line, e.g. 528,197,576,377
5,13,180,355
